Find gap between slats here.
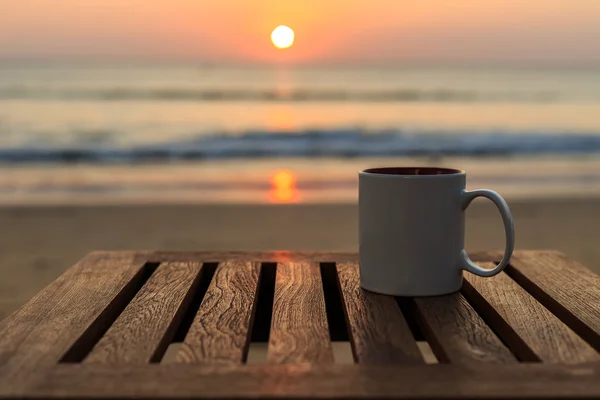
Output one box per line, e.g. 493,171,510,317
321,263,354,364
504,262,600,353
395,298,439,364
174,260,261,364
85,261,204,364
169,263,218,343
248,262,353,364
462,266,599,364
161,262,219,363
246,263,277,364
479,256,600,354
267,262,334,364
335,262,428,364
458,279,527,362
60,262,220,364
461,273,543,363
152,262,218,363
473,253,600,354
60,262,160,363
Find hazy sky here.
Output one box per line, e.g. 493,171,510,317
2,0,600,65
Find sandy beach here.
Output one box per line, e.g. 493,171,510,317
2,197,600,320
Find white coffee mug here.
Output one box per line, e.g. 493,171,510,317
359,167,514,296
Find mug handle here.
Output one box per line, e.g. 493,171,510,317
460,189,515,277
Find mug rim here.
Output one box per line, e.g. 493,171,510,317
360,167,466,178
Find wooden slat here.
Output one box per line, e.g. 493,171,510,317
336,262,422,364
85,261,203,364
506,251,600,351
464,264,600,363
0,252,147,390
413,292,517,364
20,363,600,399
176,260,260,364
4,249,600,400
268,262,334,364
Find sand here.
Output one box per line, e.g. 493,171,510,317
2,198,600,320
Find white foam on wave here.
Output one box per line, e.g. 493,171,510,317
1,128,600,164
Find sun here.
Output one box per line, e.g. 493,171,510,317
271,25,295,49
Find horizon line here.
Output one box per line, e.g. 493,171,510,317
1,57,599,70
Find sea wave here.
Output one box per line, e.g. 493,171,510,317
0,86,559,103
2,129,600,164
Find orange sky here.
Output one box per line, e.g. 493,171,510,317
2,0,600,65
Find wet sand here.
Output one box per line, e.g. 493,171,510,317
1,198,599,320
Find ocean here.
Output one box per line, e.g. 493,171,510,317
2,63,600,203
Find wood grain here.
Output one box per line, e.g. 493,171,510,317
0,252,147,390
336,262,422,364
268,262,334,364
464,264,600,363
413,292,516,364
20,363,600,399
3,250,600,399
85,261,203,364
506,251,600,351
176,260,260,364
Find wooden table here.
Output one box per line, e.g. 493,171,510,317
1,250,599,399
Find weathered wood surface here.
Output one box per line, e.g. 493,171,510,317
85,261,203,364
1,250,600,400
0,252,147,389
507,251,600,351
464,264,599,363
413,292,516,364
268,262,333,364
336,262,423,364
176,260,260,364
